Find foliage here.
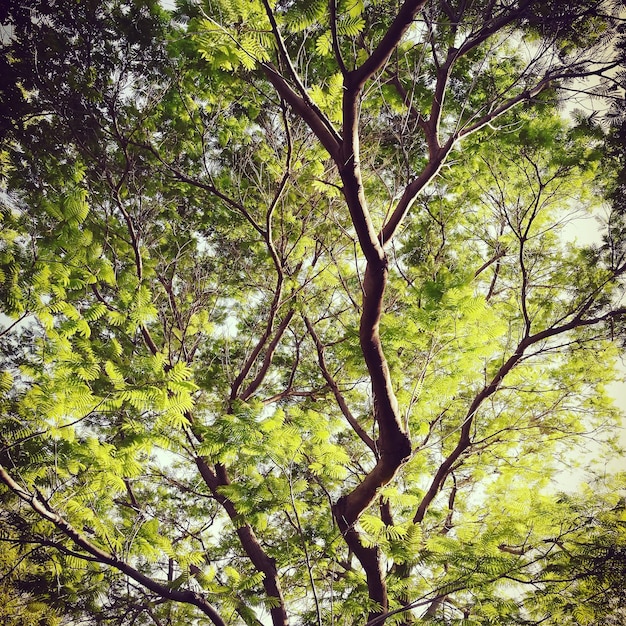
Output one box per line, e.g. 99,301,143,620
1,0,625,625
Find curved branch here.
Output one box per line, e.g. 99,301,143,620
261,62,341,158
474,247,508,279
413,305,626,524
240,309,295,401
304,316,376,452
457,61,621,142
382,40,618,247
0,463,227,626
194,458,288,626
351,0,429,89
332,255,413,614
381,140,454,245
141,149,266,238
380,65,581,246
386,74,434,155
260,0,340,144
233,107,295,402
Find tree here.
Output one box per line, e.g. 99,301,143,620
1,0,625,624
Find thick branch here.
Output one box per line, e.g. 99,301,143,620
261,62,341,159
323,250,410,620
141,325,160,357
427,53,455,154
338,143,385,264
334,69,413,623
194,458,288,626
332,497,387,622
351,0,429,89
330,260,412,619
381,143,454,244
261,0,340,144
333,256,412,523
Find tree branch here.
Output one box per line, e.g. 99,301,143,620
329,0,348,75
380,141,454,245
474,246,508,279
260,0,341,144
304,316,376,452
194,458,288,626
0,463,227,626
240,310,295,401
351,0,429,90
413,305,626,524
261,62,341,159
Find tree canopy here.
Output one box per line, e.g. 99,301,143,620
1,0,626,624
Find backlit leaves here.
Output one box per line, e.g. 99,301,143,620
1,0,625,625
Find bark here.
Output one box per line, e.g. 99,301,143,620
195,458,289,626
334,152,411,619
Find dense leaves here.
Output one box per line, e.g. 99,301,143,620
1,0,625,625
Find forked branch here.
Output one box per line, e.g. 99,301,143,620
413,305,626,524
